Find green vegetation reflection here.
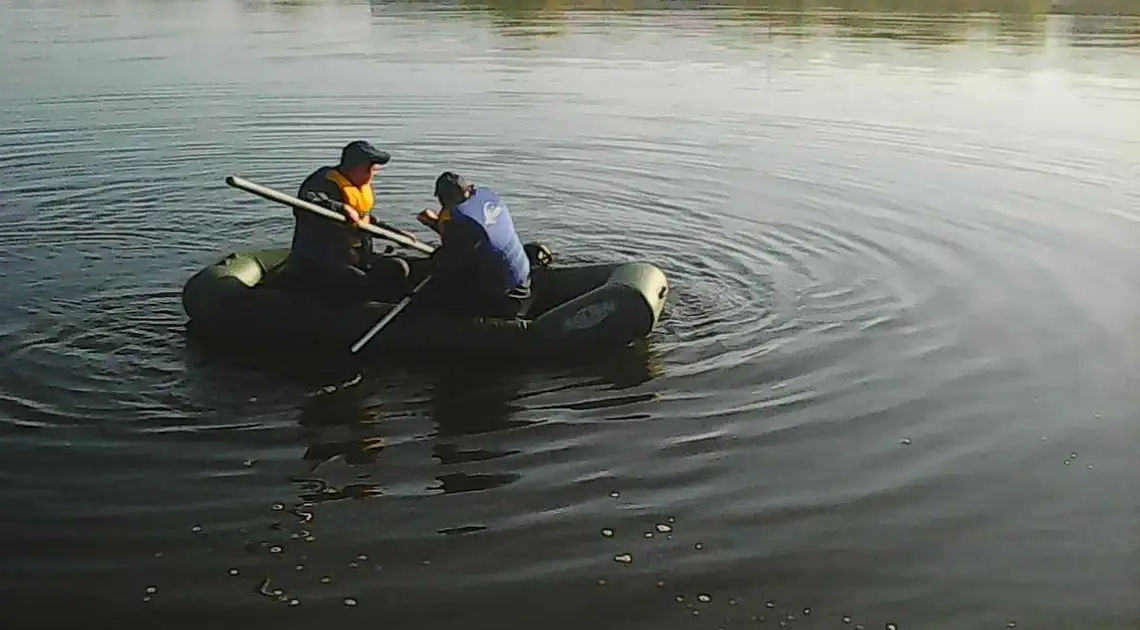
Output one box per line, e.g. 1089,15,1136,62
216,0,1139,45
371,0,1139,45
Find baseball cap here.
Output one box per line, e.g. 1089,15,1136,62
434,171,471,204
340,140,391,168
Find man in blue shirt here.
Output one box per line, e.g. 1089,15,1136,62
414,172,533,318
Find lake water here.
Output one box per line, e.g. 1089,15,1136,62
2,0,1139,628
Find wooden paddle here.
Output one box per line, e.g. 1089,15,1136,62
224,175,436,255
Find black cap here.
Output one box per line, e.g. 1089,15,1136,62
434,171,472,205
340,140,391,168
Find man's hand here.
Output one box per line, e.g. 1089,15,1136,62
417,209,440,232
300,191,367,227
344,207,369,228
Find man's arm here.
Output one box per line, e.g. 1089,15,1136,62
417,209,441,234
431,214,483,278
297,171,418,238
368,214,418,241
298,174,357,222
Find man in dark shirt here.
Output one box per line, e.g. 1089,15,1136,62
287,140,417,304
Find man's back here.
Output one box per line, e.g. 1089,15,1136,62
437,186,530,296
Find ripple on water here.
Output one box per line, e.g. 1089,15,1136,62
0,282,202,429
1,6,1138,628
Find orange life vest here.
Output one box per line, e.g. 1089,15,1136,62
325,168,375,216
325,169,375,248
436,206,453,236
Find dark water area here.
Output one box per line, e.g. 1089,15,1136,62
2,0,1140,628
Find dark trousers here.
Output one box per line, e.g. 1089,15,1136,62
412,275,532,319
286,255,411,305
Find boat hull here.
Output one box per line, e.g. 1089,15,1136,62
181,247,669,359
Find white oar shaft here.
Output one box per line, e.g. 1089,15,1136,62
349,275,433,354
224,175,436,255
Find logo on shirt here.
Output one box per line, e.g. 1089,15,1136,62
482,201,503,226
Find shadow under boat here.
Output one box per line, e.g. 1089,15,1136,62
285,342,664,499
180,323,664,498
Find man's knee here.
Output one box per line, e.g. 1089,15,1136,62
364,256,412,300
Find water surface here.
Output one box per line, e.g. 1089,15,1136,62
2,1,1140,628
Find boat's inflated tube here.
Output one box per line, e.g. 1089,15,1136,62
181,244,668,359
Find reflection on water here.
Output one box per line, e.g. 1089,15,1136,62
122,0,1140,45
204,341,667,501
371,0,1140,15
363,0,1140,44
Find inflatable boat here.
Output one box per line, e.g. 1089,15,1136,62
181,246,669,359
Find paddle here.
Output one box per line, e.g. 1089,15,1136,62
224,175,436,256
349,274,432,354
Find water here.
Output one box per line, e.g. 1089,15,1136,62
2,0,1139,627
